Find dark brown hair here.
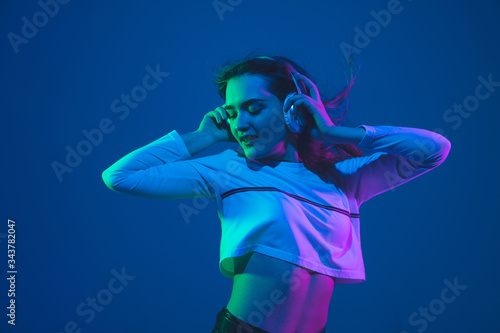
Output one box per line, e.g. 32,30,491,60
212,48,365,177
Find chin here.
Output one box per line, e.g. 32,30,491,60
242,145,269,160
243,149,263,160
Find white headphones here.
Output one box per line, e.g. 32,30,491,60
224,59,310,133
283,92,307,133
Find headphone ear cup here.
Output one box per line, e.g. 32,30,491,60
283,93,296,113
283,93,304,133
283,109,293,132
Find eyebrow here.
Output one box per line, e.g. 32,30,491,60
224,98,267,111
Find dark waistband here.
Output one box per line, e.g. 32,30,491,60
214,306,326,333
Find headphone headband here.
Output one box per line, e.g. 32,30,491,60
255,56,277,61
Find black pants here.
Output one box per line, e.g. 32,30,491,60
211,306,326,333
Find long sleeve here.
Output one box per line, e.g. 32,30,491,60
334,124,451,205
102,130,216,200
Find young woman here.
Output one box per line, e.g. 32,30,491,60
102,55,451,333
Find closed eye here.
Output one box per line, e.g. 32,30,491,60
227,107,263,120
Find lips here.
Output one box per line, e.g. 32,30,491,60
241,135,258,144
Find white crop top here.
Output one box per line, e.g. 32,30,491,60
102,124,451,284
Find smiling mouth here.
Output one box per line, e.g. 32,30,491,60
241,136,258,145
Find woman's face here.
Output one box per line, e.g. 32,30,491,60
225,73,298,162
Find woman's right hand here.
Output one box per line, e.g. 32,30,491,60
197,104,238,143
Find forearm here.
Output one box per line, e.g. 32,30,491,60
343,124,451,168
321,125,367,146
102,129,217,199
179,130,217,156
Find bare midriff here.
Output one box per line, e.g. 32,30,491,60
226,252,334,333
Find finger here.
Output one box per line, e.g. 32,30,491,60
212,110,222,124
292,72,320,102
283,94,298,111
289,98,314,115
218,107,227,120
283,94,311,112
219,107,231,126
219,104,229,115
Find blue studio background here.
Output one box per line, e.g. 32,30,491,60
1,0,499,332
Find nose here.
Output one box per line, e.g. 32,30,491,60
235,111,251,132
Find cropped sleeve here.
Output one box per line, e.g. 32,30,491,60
101,130,216,200
334,124,451,205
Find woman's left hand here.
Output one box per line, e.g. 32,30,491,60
283,72,335,140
